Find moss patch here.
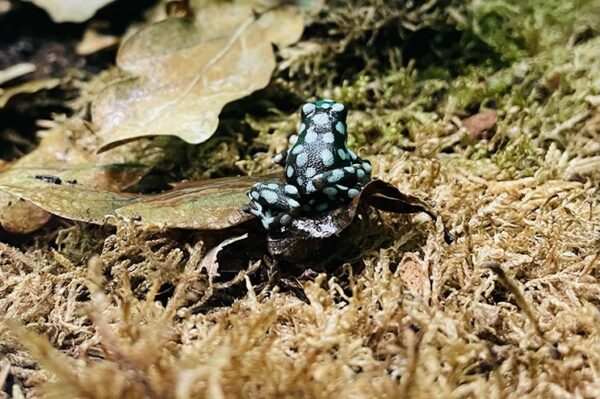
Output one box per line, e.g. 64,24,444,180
1,0,600,397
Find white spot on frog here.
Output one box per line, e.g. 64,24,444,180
348,188,360,198
292,144,304,155
284,185,299,195
261,190,278,204
287,198,300,208
296,152,308,167
327,169,344,183
320,149,334,167
312,113,329,127
322,132,335,143
302,103,315,114
332,103,344,112
304,128,318,143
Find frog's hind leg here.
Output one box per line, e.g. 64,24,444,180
247,182,301,230
311,159,372,203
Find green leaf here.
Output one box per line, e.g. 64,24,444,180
116,174,283,230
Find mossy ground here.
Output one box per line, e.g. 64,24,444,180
1,1,600,398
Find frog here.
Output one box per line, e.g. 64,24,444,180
246,99,372,231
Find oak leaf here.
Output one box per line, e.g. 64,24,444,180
92,2,304,152
23,0,115,23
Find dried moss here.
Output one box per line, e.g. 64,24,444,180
1,0,600,397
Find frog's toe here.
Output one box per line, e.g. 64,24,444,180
310,166,364,203
283,184,301,200
347,188,360,199
353,159,372,185
279,213,293,226
262,212,294,231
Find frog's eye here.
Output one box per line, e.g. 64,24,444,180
331,103,344,112
330,102,347,120
301,103,316,117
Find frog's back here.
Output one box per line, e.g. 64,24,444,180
285,101,351,196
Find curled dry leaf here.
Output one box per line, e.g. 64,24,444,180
92,1,304,152
23,0,116,23
198,234,249,280
0,195,52,234
267,179,438,262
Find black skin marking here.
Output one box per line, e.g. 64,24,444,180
35,175,62,185
246,99,372,231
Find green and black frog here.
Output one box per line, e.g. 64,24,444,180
247,99,372,231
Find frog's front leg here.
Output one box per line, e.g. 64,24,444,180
311,159,372,201
247,182,302,230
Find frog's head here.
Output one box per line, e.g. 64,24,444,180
300,99,348,126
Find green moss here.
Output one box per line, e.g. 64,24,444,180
458,0,600,61
492,133,543,178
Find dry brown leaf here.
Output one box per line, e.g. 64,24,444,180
92,2,304,152
23,0,116,23
398,253,431,301
0,195,52,234
0,169,137,225
0,127,151,233
462,109,498,140
198,234,249,280
0,171,279,231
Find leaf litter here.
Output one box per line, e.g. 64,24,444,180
0,124,156,233
92,0,304,152
1,0,600,398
